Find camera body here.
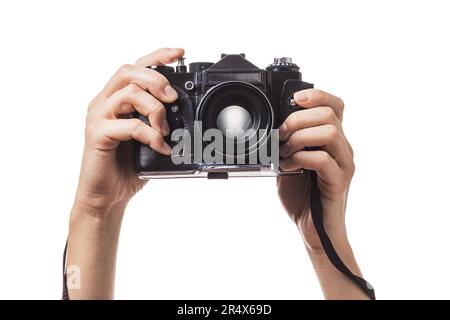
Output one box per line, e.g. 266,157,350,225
134,53,313,179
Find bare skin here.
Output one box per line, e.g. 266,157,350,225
66,48,368,299
278,90,366,299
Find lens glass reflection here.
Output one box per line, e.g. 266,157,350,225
216,105,253,139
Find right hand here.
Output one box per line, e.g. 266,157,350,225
277,89,354,253
74,48,185,215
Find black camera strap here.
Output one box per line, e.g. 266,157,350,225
62,239,69,300
309,170,376,300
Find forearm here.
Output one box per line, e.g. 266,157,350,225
306,232,369,300
66,201,125,299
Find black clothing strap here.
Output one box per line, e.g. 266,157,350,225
309,170,375,300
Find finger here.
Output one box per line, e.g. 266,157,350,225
279,124,354,171
135,48,185,67
100,84,170,136
90,118,171,155
279,106,341,141
293,89,345,121
100,64,178,103
280,150,345,185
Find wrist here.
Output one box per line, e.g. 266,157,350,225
306,230,351,259
75,183,130,212
306,231,363,277
67,199,124,299
70,199,126,236
299,210,348,256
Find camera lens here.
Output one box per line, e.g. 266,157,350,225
196,81,273,158
216,105,253,140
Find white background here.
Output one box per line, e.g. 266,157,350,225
0,0,449,299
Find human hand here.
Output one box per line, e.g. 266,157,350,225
277,89,355,253
66,48,185,299
74,48,185,217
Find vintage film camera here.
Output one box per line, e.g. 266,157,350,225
134,53,313,179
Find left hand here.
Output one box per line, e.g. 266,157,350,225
277,89,355,253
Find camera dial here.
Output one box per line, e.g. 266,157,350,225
273,57,293,65
176,57,187,73
267,57,299,72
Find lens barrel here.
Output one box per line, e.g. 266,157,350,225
196,81,273,158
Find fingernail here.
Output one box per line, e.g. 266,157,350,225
162,142,172,156
164,85,178,100
162,120,170,136
294,91,309,103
